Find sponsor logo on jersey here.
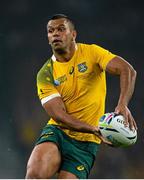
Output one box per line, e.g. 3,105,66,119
69,66,74,74
77,62,88,72
76,165,85,171
54,75,67,86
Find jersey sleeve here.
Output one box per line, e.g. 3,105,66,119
90,44,116,70
36,60,60,105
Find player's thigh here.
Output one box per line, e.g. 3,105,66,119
57,170,78,179
27,142,61,177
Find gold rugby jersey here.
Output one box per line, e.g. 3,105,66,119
37,43,116,143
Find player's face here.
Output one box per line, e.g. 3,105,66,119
47,18,76,52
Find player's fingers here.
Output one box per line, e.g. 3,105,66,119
123,112,129,127
99,135,112,145
94,129,112,145
97,132,112,145
133,119,138,130
128,113,137,130
128,113,134,130
114,106,120,114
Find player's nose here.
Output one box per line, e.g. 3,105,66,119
53,29,60,37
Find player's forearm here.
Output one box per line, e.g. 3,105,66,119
118,65,136,106
55,111,96,133
43,105,95,133
43,97,97,133
106,56,137,106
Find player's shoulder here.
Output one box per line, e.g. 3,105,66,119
37,58,54,83
37,58,52,73
77,42,101,50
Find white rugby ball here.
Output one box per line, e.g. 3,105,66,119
99,112,137,147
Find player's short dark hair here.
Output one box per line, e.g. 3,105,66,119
49,14,75,30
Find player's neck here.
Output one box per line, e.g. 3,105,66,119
53,43,77,62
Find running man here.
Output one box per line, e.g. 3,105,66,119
25,14,137,179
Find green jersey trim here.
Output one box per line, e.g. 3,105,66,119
37,58,54,85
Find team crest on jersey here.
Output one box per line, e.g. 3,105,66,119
77,62,88,72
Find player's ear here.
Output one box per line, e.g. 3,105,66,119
72,30,77,41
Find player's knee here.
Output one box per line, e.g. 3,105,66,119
25,163,54,179
25,164,44,179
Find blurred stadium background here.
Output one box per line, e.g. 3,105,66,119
0,0,144,178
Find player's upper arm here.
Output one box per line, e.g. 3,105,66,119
36,59,68,123
106,56,136,75
42,96,67,122
37,59,59,100
90,44,116,70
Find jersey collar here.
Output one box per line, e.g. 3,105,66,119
51,44,78,62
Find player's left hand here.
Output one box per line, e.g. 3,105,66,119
114,104,137,131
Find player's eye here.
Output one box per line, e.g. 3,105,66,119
58,27,66,32
48,29,53,33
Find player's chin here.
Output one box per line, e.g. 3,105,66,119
53,45,66,53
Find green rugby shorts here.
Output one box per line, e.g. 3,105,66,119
36,124,100,179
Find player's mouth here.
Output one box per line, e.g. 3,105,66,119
52,39,62,44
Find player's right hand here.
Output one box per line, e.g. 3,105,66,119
93,126,112,145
